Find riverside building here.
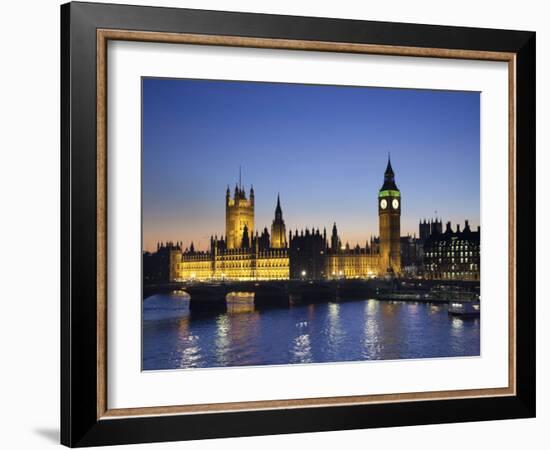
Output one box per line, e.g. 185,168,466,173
170,159,404,281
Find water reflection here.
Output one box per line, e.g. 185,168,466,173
362,300,382,359
307,303,315,319
377,301,402,359
179,340,202,368
227,309,260,367
381,302,397,316
328,302,340,323
215,315,231,366
226,292,255,315
227,302,255,314
176,316,202,368
449,316,467,354
143,293,480,370
326,303,345,358
367,299,379,313
451,317,464,332
292,333,313,363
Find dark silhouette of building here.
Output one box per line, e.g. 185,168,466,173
257,227,270,251
143,241,181,283
400,234,422,270
289,228,327,280
419,219,430,242
418,217,443,244
419,218,443,243
431,218,443,236
423,220,480,280
330,222,340,252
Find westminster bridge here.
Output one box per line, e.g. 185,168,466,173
143,279,479,312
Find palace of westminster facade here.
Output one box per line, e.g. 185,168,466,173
152,160,480,282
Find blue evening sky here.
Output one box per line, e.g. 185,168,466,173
143,78,479,252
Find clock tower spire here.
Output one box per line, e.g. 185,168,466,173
378,156,401,275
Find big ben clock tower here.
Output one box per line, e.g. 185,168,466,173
378,157,401,275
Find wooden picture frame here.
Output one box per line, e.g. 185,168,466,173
61,1,535,446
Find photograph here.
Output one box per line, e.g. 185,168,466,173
141,77,481,371
55,1,537,446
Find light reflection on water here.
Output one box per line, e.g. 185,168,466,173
215,315,231,366
292,333,313,364
362,300,382,359
174,317,202,368
142,293,480,370
326,303,344,359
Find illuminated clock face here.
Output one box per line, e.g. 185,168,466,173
380,199,387,210
392,199,399,209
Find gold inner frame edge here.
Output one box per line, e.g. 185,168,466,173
96,29,517,420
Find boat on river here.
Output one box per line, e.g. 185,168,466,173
448,300,480,317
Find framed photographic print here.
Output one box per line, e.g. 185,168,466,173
61,1,536,447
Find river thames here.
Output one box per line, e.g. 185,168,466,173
142,292,480,370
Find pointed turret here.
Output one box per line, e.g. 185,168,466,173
270,193,287,248
385,155,394,176
275,193,282,219
331,222,339,252
380,155,399,191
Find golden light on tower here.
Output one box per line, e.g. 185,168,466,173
225,180,255,250
378,156,401,275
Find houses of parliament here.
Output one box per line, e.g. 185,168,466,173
170,159,403,281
